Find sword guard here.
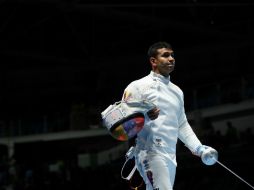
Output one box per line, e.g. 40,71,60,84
201,147,218,165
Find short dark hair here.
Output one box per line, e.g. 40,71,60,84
147,41,173,59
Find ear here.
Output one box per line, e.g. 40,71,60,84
150,57,157,67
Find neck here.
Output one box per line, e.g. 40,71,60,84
153,70,169,78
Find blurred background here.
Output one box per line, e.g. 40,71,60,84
0,0,254,189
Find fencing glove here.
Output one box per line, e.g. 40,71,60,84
196,145,218,166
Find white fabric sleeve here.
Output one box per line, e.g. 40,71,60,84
121,82,142,101
178,120,202,153
121,82,152,123
178,93,202,153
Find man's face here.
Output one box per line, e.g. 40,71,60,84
150,48,175,77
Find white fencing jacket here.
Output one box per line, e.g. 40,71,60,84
122,71,202,165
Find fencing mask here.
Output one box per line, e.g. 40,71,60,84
101,100,156,141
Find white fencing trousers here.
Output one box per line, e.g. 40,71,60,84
135,150,176,190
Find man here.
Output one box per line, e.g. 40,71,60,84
121,41,217,190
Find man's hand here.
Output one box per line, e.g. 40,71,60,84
196,145,218,165
147,107,160,120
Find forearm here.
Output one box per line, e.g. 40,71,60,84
178,121,202,153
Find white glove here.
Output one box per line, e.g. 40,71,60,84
196,145,218,166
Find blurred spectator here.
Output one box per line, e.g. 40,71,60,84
225,121,239,146
240,127,254,145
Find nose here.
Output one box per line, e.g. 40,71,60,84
169,55,174,61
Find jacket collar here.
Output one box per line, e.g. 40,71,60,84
149,71,171,84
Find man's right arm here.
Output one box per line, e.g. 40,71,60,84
122,83,141,101
122,83,159,120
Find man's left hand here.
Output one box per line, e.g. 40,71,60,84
147,108,160,120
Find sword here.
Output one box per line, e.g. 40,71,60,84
212,157,254,189
201,147,254,189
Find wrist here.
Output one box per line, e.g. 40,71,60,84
196,145,207,157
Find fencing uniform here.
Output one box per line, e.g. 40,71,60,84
122,71,202,190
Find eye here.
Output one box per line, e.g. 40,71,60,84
162,52,174,58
